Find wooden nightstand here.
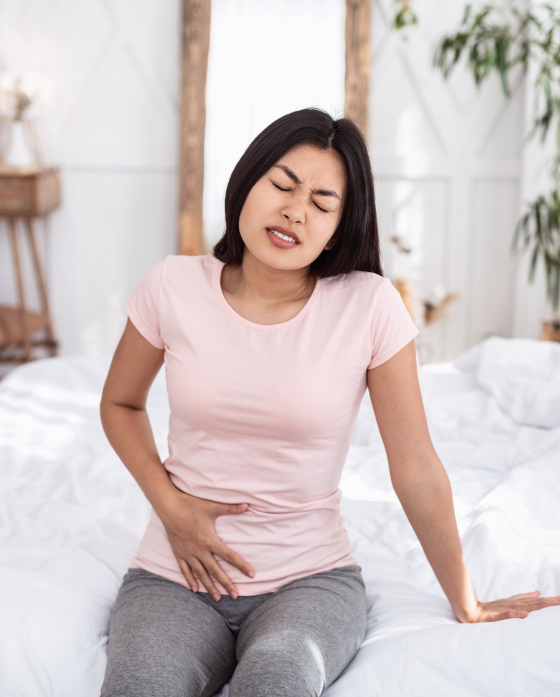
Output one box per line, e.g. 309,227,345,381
0,165,60,362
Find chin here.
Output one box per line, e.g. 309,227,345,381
264,249,311,272
243,240,300,269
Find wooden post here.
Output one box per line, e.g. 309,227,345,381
25,218,57,352
7,220,33,361
344,0,371,138
179,0,211,256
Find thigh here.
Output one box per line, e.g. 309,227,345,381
230,565,367,697
101,569,236,697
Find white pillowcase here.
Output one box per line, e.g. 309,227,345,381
455,336,560,429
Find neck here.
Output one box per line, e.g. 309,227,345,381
225,247,315,303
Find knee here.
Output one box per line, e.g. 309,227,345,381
100,660,209,697
230,630,326,697
101,672,184,697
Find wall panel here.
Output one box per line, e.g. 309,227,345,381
0,0,180,357
0,0,544,360
371,0,525,362
468,179,519,345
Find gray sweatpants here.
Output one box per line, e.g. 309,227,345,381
100,565,367,697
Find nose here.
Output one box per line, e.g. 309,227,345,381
282,190,305,223
281,196,305,225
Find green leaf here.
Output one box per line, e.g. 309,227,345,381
529,240,540,282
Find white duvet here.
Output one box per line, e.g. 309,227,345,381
0,336,559,696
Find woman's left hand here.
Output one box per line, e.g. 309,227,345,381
461,591,560,622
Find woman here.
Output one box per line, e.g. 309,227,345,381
99,109,558,697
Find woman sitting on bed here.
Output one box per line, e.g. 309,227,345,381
99,108,558,697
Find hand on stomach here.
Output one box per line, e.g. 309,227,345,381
161,490,255,601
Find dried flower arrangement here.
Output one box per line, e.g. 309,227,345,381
12,78,33,122
0,72,51,167
423,290,459,326
389,234,458,328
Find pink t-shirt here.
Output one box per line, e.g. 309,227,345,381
125,254,419,595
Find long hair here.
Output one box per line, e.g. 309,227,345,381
212,108,382,278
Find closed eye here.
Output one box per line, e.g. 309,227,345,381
272,181,330,213
271,181,291,192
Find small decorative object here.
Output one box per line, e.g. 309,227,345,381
423,285,458,326
541,319,560,343
390,234,412,256
392,278,458,365
0,72,52,167
389,233,458,324
393,278,416,316
389,234,416,316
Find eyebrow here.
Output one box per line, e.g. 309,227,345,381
272,164,341,200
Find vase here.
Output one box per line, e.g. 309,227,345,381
4,120,36,167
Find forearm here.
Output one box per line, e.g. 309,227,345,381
392,460,478,622
100,401,182,528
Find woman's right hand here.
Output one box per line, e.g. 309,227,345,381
160,491,255,601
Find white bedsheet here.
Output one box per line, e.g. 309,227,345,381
0,337,559,696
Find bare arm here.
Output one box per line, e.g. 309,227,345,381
367,341,559,622
100,319,255,600
100,319,177,520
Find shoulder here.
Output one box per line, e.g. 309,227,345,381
158,254,220,288
319,271,411,330
160,253,217,274
320,270,390,303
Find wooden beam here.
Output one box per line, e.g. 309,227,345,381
344,0,371,137
179,0,211,255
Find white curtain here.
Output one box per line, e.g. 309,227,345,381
203,0,345,249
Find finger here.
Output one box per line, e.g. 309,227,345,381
523,597,560,610
214,542,255,578
203,554,240,599
177,557,198,592
189,557,222,601
213,502,249,517
509,590,541,600
488,609,526,622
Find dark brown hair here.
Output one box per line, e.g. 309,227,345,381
212,108,382,278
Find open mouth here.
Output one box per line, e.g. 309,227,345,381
266,227,300,248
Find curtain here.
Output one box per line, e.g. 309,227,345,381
203,0,345,248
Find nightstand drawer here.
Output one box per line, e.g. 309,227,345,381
0,167,60,216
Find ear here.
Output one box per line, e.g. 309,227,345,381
324,236,337,251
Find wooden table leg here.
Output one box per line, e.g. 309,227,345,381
7,218,33,361
25,218,58,355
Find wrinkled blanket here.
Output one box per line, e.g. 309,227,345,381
0,338,559,696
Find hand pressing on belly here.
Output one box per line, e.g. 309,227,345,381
161,491,255,600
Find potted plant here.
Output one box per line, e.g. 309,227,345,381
393,2,560,340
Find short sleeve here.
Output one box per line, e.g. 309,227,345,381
368,278,419,370
125,260,166,349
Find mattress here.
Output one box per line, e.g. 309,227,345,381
0,336,559,696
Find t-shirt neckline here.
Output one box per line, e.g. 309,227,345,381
212,257,323,331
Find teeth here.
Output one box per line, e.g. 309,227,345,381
271,230,297,244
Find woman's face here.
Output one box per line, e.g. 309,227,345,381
238,144,347,272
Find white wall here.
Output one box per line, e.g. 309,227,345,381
0,0,180,356
512,0,558,339
370,0,535,363
0,0,551,361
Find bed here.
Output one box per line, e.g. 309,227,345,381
1,336,559,696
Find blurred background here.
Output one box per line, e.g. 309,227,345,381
0,0,557,369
